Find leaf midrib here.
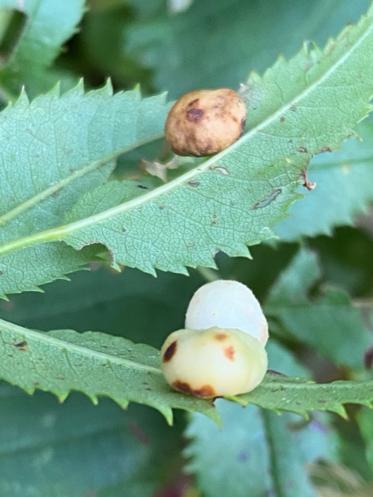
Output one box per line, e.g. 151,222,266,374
0,12,372,256
0,318,162,375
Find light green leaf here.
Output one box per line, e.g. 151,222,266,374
125,0,369,97
240,373,373,417
0,317,217,424
184,344,338,497
0,0,85,99
266,248,372,368
0,83,170,297
186,403,323,497
276,119,373,240
2,6,373,284
0,384,182,497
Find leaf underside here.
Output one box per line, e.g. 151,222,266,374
0,5,372,297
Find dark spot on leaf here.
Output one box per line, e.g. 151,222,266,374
188,180,200,187
211,215,218,225
186,107,204,122
215,332,227,341
318,400,327,404
298,146,308,153
209,165,229,175
290,106,297,112
137,184,149,190
252,188,282,209
224,346,235,361
14,340,27,351
163,341,177,362
267,369,286,376
280,116,285,122
320,146,332,153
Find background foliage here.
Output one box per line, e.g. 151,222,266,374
0,0,373,496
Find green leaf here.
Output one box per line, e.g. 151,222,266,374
125,0,369,97
0,384,182,497
184,344,338,497
186,402,333,497
0,317,217,424
266,248,372,368
276,119,373,240
0,0,85,99
0,264,205,347
240,373,373,417
0,83,170,297
2,6,373,284
0,315,372,421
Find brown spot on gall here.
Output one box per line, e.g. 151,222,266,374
186,107,204,122
194,384,215,397
172,381,216,398
173,380,193,395
215,332,228,341
163,341,177,362
224,346,235,361
187,98,199,107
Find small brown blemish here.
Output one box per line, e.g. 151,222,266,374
14,340,28,351
215,332,228,341
224,346,235,361
186,107,204,122
163,341,177,362
280,116,285,122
